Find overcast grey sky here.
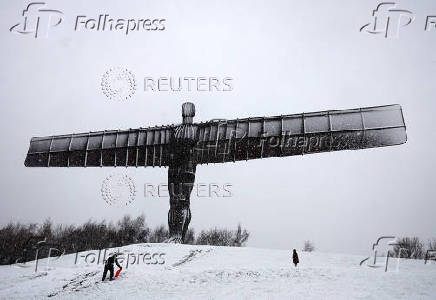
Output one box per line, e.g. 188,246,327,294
1,0,435,255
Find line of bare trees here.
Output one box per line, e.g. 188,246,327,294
393,236,436,259
303,240,315,252
0,215,249,265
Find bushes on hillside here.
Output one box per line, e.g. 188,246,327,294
0,215,249,265
393,237,425,259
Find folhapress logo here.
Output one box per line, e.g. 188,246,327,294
10,2,167,39
360,2,414,38
10,2,63,38
75,15,166,35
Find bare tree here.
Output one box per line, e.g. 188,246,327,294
148,225,169,243
195,224,250,247
428,238,436,251
0,215,250,264
184,229,195,245
232,224,249,247
393,237,424,259
303,240,315,252
196,228,234,246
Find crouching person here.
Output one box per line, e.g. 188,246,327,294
102,253,122,281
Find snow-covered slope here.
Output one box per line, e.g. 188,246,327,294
0,244,435,299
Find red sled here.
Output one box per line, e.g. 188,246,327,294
115,268,122,278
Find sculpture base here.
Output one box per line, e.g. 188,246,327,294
165,235,183,244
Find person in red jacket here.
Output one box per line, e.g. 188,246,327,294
292,249,299,267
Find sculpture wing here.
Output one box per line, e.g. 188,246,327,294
24,126,173,167
194,104,407,165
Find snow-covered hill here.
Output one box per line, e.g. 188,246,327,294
0,244,435,299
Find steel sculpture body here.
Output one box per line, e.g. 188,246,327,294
25,102,407,243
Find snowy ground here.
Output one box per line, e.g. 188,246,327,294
0,244,435,299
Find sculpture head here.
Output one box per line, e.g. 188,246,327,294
182,102,195,124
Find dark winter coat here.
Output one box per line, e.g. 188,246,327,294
292,250,299,265
106,255,121,269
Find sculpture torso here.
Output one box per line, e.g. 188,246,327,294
167,103,198,243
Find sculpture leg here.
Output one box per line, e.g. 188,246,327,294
168,200,191,243
181,206,191,241
167,169,195,243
